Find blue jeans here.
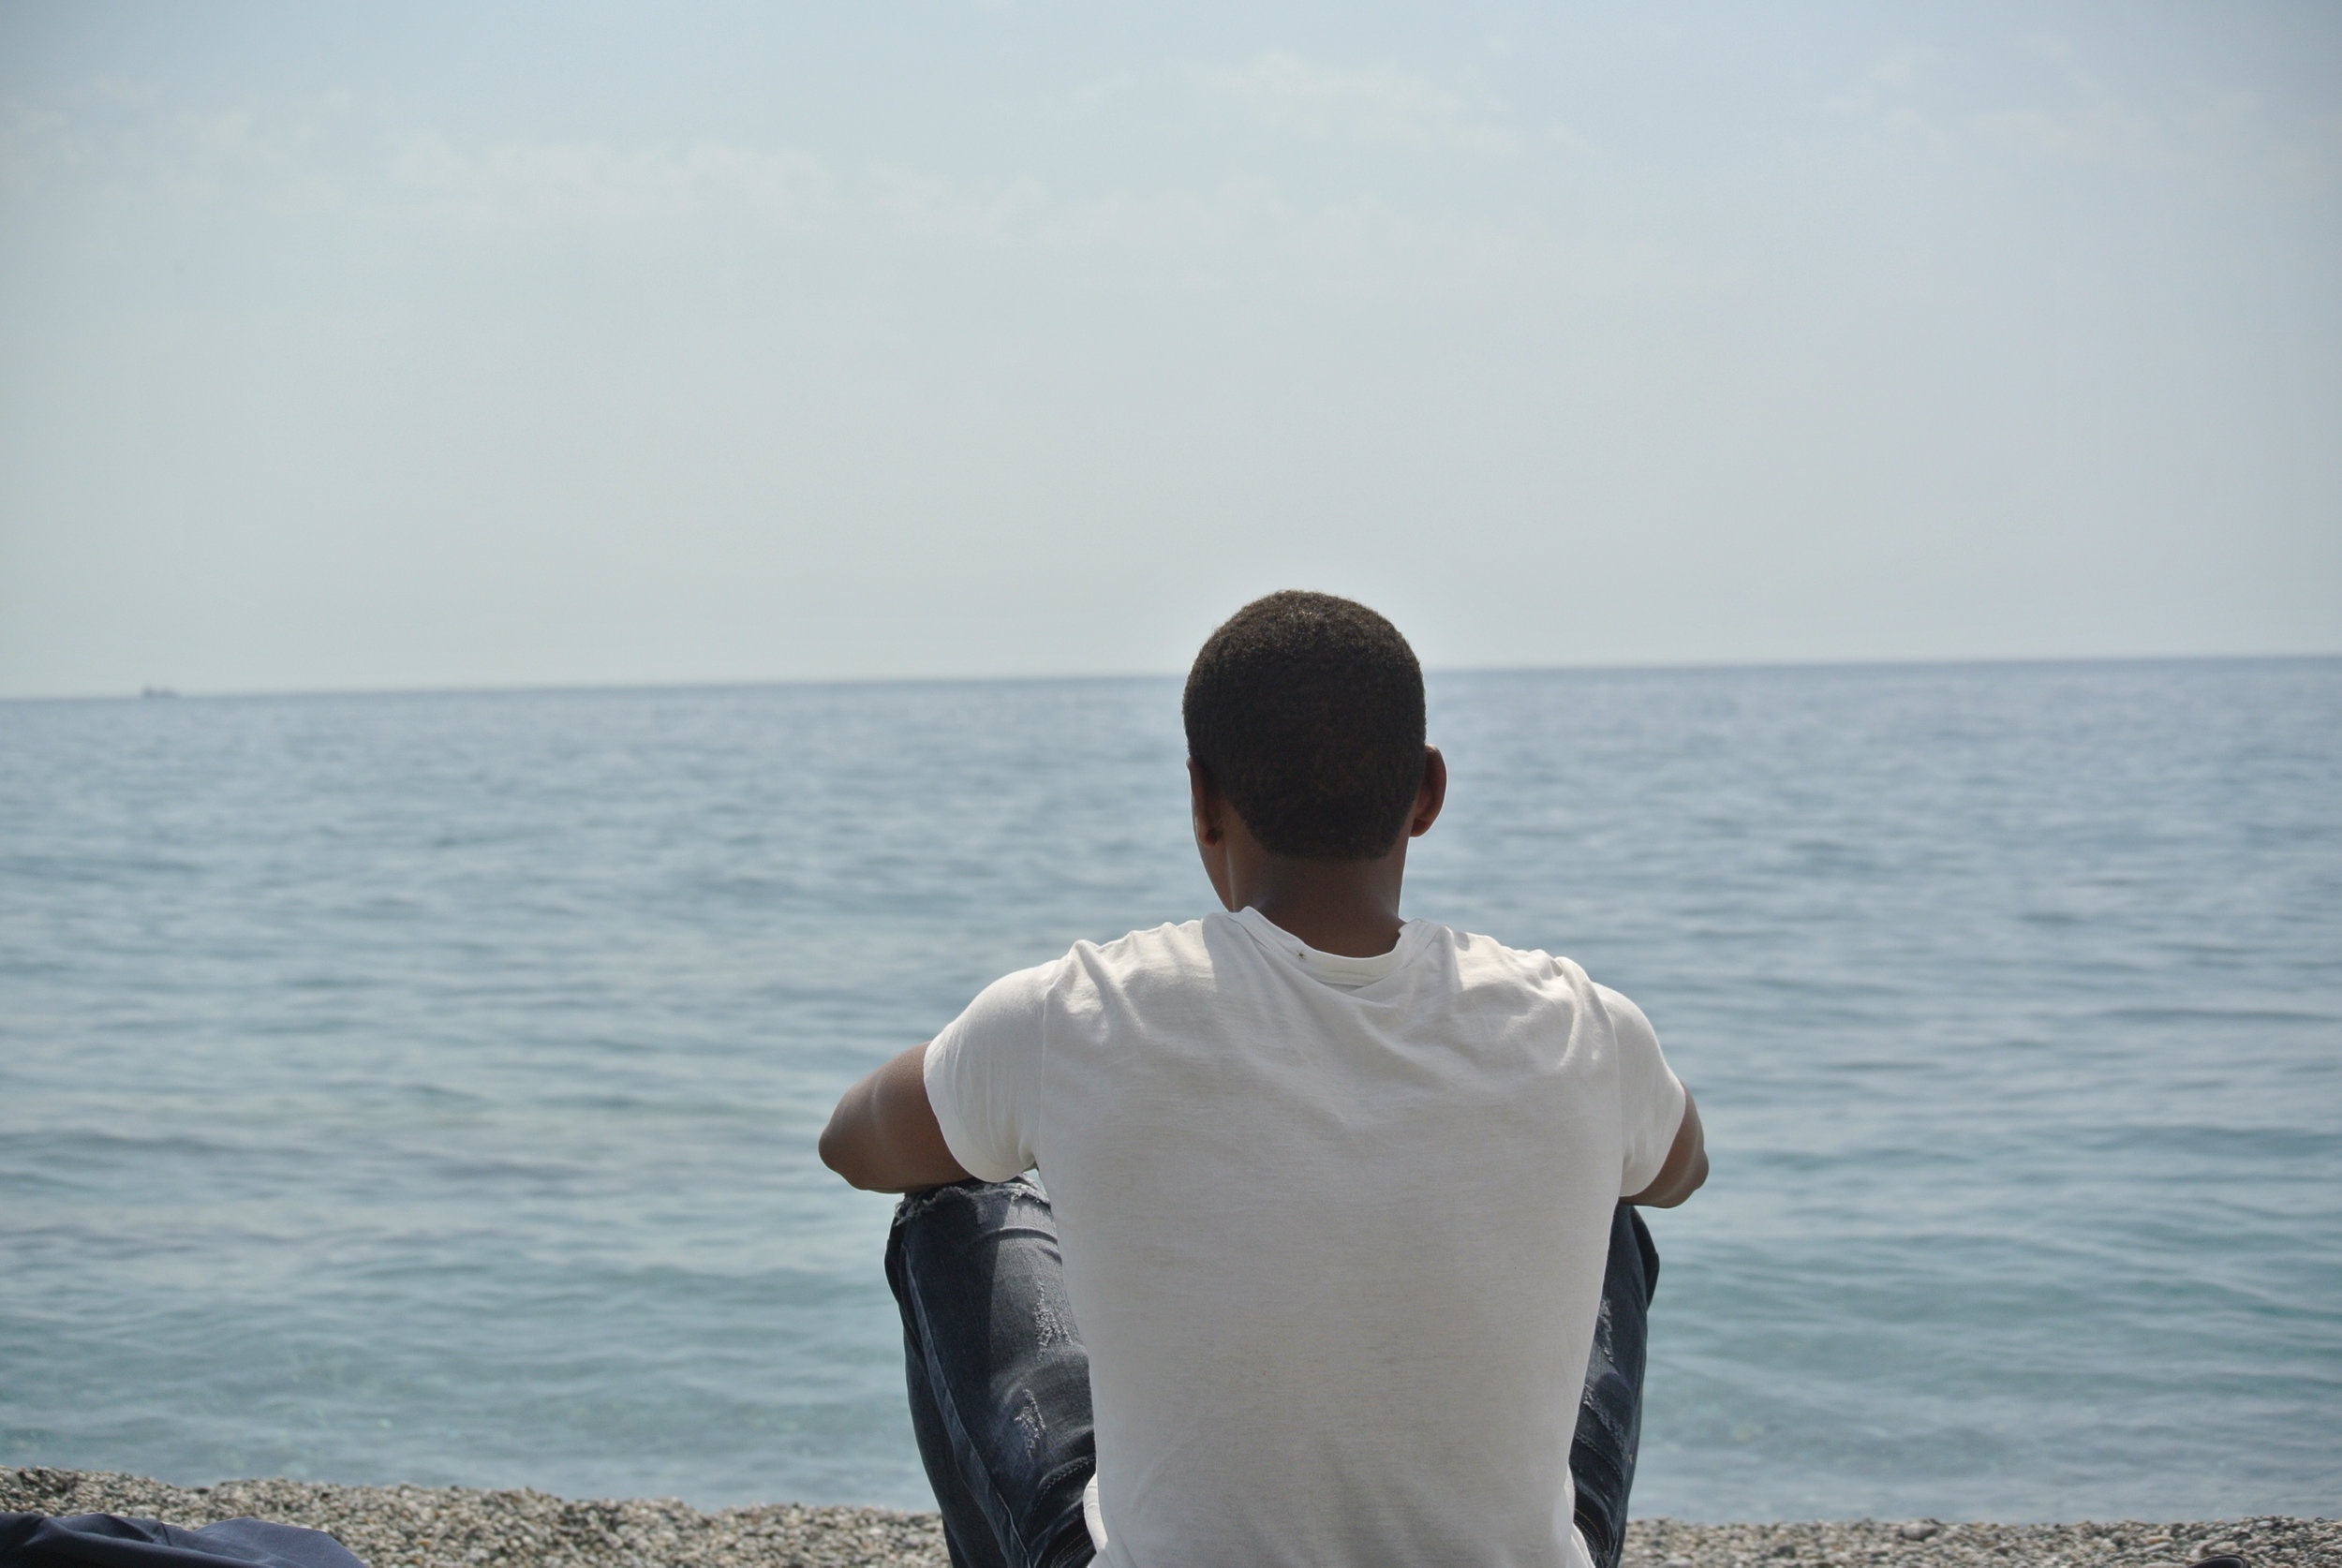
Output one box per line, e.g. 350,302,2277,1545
886,1178,1660,1568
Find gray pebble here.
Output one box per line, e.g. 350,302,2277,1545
7,1469,2339,1568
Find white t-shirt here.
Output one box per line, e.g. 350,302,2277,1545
924,906,1686,1568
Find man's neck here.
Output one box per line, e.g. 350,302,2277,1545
1238,856,1407,958
1189,751,1444,959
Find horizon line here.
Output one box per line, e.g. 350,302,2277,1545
4,647,2338,705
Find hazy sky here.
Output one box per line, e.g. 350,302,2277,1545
2,1,2337,696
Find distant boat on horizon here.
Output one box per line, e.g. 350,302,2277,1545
140,687,178,699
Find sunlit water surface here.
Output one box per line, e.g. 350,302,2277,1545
3,660,2336,1519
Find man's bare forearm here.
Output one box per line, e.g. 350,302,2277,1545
819,1043,975,1192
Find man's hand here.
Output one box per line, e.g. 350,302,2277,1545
1624,1087,1708,1208
818,1043,977,1192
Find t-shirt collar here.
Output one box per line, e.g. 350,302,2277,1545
1226,904,1430,990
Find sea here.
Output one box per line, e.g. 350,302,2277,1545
3,659,2337,1522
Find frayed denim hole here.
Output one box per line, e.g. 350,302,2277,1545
893,1178,991,1229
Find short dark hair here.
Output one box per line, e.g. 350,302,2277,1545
1182,591,1427,860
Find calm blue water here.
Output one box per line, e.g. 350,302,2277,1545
3,661,2337,1521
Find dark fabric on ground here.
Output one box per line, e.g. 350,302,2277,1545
0,1512,364,1568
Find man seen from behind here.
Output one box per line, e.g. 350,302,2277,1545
820,589,1709,1568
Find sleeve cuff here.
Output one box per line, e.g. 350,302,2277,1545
921,1036,1030,1183
1622,1067,1687,1197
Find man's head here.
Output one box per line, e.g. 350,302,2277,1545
1182,591,1428,860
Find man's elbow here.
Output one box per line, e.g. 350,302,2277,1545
1638,1147,1709,1208
818,1117,878,1191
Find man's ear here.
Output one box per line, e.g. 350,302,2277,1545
1188,759,1225,846
1408,745,1447,838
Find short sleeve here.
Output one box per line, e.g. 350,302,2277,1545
1599,984,1686,1197
922,959,1061,1183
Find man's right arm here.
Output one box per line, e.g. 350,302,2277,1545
1624,1087,1707,1208
818,1043,976,1193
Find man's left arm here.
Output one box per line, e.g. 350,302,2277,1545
819,1043,975,1193
1602,981,1708,1208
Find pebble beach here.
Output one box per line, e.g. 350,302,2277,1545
5,1469,2334,1568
